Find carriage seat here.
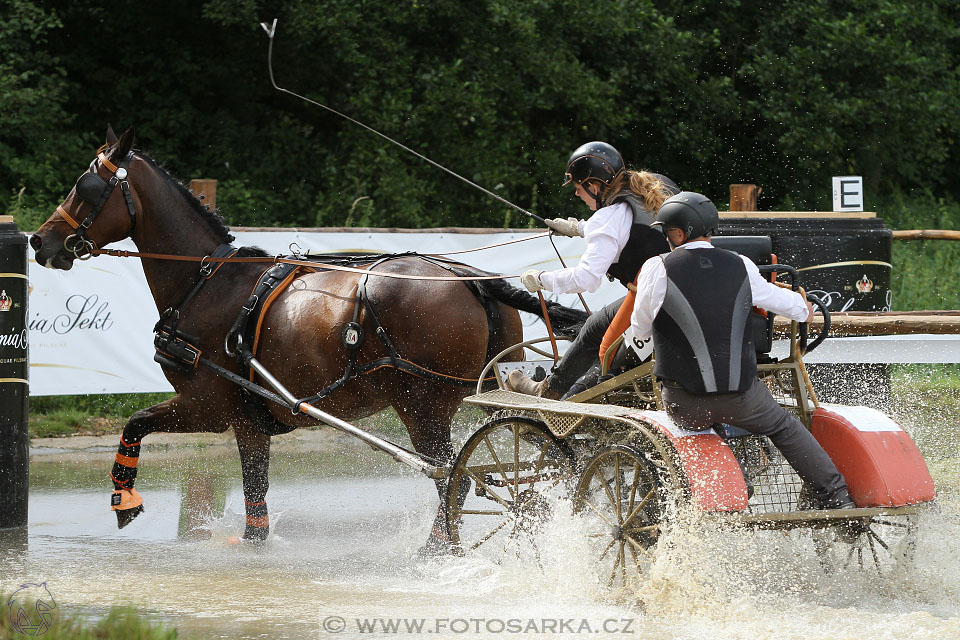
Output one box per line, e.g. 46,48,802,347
711,235,775,360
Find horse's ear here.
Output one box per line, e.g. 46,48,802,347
105,125,118,145
109,126,136,163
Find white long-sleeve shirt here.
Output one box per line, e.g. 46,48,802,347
626,241,810,349
538,201,632,294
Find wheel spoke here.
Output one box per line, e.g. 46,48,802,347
868,528,891,552
470,516,512,551
513,425,520,498
484,435,516,500
623,487,656,527
625,534,657,560
607,544,623,588
867,534,881,575
626,539,640,570
465,467,512,510
459,509,506,516
626,461,641,523
613,454,623,522
533,440,551,482
595,471,621,523
619,542,627,585
582,496,617,528
598,537,617,561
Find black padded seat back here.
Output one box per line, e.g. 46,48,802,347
711,235,773,266
710,235,775,358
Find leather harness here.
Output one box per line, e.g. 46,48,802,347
154,250,495,410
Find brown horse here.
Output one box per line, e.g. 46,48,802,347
31,126,585,548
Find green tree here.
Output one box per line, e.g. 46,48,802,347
1,0,89,227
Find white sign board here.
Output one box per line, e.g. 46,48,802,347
832,176,864,212
26,230,618,396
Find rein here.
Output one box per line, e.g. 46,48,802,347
90,247,522,281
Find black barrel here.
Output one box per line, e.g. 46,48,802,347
718,214,893,407
0,215,29,530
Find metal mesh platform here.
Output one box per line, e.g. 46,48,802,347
727,435,805,513
463,389,649,438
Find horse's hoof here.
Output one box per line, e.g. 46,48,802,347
111,489,144,529
115,504,144,529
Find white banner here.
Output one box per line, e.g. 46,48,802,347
27,229,617,396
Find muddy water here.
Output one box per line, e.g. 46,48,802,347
2,408,959,640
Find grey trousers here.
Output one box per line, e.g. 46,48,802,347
661,378,851,504
549,296,624,394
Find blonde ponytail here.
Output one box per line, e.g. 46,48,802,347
602,170,670,213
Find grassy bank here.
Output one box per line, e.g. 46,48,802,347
28,393,174,439
0,604,176,640
881,190,960,311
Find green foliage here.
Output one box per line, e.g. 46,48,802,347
28,393,173,437
0,0,92,227
0,602,177,639
30,392,173,417
4,0,960,228
878,190,960,310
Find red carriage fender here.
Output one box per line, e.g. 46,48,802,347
635,411,749,512
812,405,936,507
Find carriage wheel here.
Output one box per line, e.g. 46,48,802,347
573,444,667,590
813,512,918,575
445,416,576,558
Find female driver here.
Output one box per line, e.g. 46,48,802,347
507,141,679,399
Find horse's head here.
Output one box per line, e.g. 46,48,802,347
31,126,140,270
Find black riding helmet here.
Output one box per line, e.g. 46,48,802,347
562,141,625,186
563,141,624,209
652,191,720,241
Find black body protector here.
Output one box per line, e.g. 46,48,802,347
605,174,680,287
652,246,756,394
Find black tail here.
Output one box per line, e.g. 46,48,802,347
448,266,588,337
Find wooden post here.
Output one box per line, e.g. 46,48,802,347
189,179,217,210
729,184,761,211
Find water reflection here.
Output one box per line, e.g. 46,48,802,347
2,393,958,639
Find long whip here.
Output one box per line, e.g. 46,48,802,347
261,19,543,224
260,19,590,313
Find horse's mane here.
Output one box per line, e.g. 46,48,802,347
135,151,268,258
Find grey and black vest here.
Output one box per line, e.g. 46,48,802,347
652,247,756,394
605,174,680,287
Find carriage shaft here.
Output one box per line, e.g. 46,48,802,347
246,356,450,479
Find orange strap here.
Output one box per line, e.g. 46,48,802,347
249,266,311,365
245,515,269,528
98,151,119,173
599,289,635,363
114,454,139,468
56,205,81,230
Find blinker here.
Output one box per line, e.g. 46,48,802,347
76,172,107,204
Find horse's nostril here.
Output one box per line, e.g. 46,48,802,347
29,234,42,251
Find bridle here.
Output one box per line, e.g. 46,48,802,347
56,148,138,260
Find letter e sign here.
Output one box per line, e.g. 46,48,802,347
832,176,863,212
